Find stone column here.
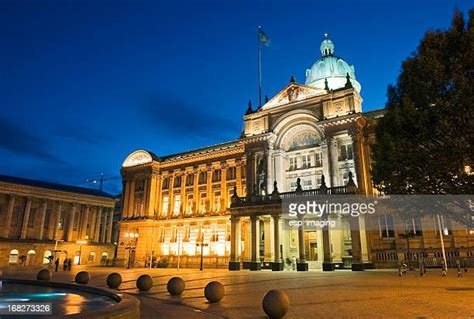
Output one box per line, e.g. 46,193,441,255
250,215,261,270
245,153,255,198
100,209,107,243
236,162,243,195
220,166,227,210
322,222,334,271
297,215,308,271
66,205,76,242
107,207,114,243
89,207,97,241
148,175,158,217
81,206,90,240
350,216,364,271
53,203,62,240
128,180,136,218
142,178,149,217
122,180,130,218
272,215,283,271
3,195,15,238
327,136,339,187
38,201,48,240
94,207,103,242
20,197,32,239
263,217,273,260
229,216,241,270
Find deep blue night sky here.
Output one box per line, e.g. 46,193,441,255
0,0,471,194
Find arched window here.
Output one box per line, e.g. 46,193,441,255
9,249,19,264
88,252,96,262
43,250,52,264
101,252,108,260
26,250,36,266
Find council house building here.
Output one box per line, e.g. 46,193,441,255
117,35,473,271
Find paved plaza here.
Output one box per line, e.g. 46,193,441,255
3,267,474,318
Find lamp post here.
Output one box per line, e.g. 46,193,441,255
199,227,208,271
125,231,139,269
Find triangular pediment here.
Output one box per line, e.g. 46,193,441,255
261,83,327,110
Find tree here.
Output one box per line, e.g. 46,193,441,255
371,9,474,196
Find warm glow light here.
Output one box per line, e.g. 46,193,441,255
76,240,87,245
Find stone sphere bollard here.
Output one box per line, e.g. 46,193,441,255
36,269,51,281
167,277,185,296
106,272,122,289
204,281,225,303
136,274,153,292
262,289,290,319
75,271,90,285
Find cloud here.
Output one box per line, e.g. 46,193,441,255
0,116,65,163
140,93,241,139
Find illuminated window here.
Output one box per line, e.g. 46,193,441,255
289,157,297,171
315,153,323,167
198,172,207,184
302,154,311,169
173,176,182,188
199,193,207,213
226,167,236,180
58,210,65,230
186,194,194,215
9,249,19,263
162,196,169,215
380,214,395,238
338,144,353,161
162,178,170,189
185,174,194,186
406,218,423,236
212,170,221,183
213,191,221,211
173,195,181,216
303,179,312,190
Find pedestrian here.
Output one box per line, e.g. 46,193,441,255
63,258,67,271
441,263,447,277
54,258,59,272
456,259,463,278
67,258,72,271
291,256,297,271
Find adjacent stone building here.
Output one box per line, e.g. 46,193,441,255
0,175,117,268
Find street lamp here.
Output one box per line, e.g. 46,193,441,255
124,231,139,269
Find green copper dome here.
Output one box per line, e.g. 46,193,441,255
305,34,361,93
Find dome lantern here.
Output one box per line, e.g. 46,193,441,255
320,33,334,56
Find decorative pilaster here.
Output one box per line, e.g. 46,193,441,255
81,206,90,240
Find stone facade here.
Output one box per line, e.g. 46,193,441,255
0,175,117,268
118,35,474,270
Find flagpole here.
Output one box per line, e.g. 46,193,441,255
258,26,262,108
